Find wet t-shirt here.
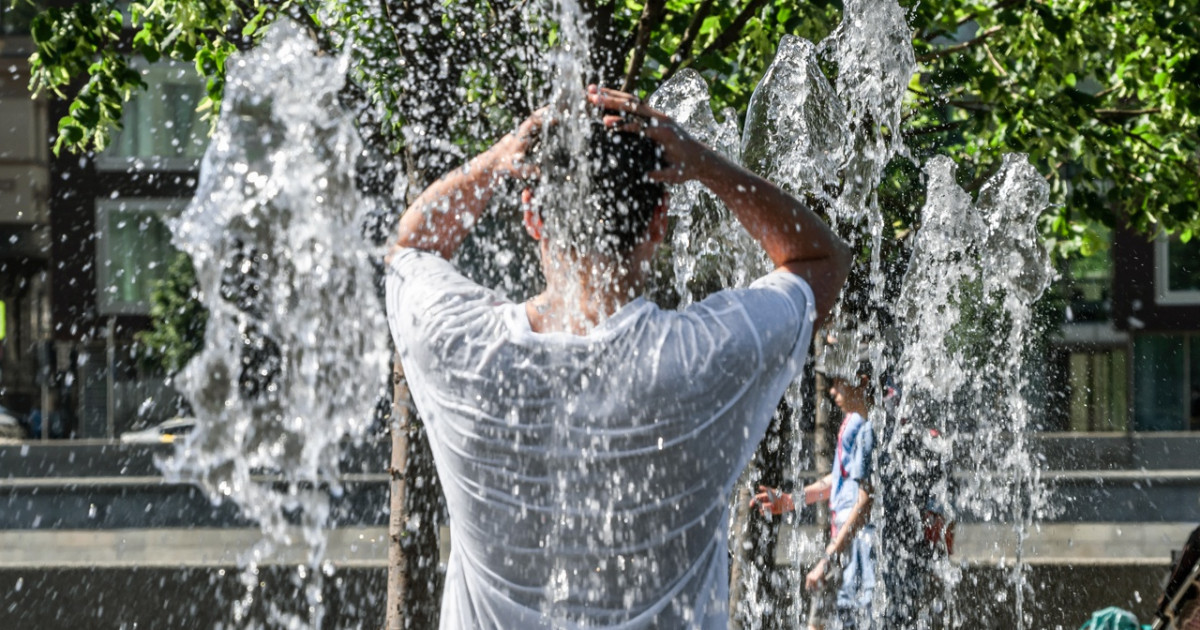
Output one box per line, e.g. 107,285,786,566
385,248,814,629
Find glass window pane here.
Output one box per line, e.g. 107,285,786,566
104,210,174,308
1094,354,1112,430
1168,238,1200,293
1191,337,1200,431
1133,335,1186,431
97,200,183,314
1110,350,1128,431
1067,349,1130,432
1069,353,1091,431
100,62,208,167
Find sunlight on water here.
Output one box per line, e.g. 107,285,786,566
159,1,1053,627
162,24,390,629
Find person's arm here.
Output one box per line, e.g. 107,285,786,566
802,473,834,506
387,111,543,262
588,86,852,328
749,485,796,516
826,486,873,556
805,486,873,590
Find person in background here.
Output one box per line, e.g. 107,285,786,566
752,358,877,629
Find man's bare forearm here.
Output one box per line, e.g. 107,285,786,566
692,150,841,265
389,148,506,261
691,148,851,325
389,111,539,262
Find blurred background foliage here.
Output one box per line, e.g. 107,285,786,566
18,0,1199,251
14,0,1200,362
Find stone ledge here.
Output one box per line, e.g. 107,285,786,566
775,522,1196,566
0,527,396,568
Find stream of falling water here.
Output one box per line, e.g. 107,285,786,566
163,24,390,629
159,0,1052,627
649,0,1053,628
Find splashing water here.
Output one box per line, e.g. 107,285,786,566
163,24,390,629
896,154,1055,628
159,1,1055,628
650,2,1052,629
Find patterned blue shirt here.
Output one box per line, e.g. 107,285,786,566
830,411,874,530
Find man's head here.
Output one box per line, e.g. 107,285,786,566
522,120,668,260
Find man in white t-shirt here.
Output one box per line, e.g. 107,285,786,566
385,85,851,629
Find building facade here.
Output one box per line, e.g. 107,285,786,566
1,6,200,438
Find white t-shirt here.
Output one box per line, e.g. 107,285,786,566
385,248,815,629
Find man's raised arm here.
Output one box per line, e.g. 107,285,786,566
590,86,851,327
387,111,542,262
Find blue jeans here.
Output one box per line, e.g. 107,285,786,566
835,524,876,629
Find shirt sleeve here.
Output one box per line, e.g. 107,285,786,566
847,417,875,485
384,247,504,360
743,271,817,368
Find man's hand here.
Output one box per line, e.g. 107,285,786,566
488,107,549,180
585,84,851,329
749,485,796,516
805,558,828,590
586,85,707,185
391,107,551,261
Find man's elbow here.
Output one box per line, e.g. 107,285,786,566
809,240,852,327
391,214,456,260
829,236,853,287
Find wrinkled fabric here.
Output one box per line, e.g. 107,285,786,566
385,248,814,629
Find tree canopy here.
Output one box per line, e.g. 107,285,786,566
21,0,1200,248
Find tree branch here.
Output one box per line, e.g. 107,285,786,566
661,0,716,83
957,0,1026,28
1125,130,1165,154
622,0,667,92
915,0,1025,41
686,0,770,68
948,99,993,112
983,42,1006,77
582,0,624,82
379,0,405,60
916,25,1002,63
1096,107,1162,119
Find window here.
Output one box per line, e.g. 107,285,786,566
1133,334,1200,431
1155,235,1200,305
1046,320,1130,433
95,61,208,171
95,198,185,314
1068,349,1129,432
0,1,42,35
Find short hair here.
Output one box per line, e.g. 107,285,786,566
530,120,666,258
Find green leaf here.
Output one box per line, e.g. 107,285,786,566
31,14,52,43
59,121,83,144
243,6,269,38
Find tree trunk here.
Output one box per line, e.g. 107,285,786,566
386,356,411,630
813,334,832,540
